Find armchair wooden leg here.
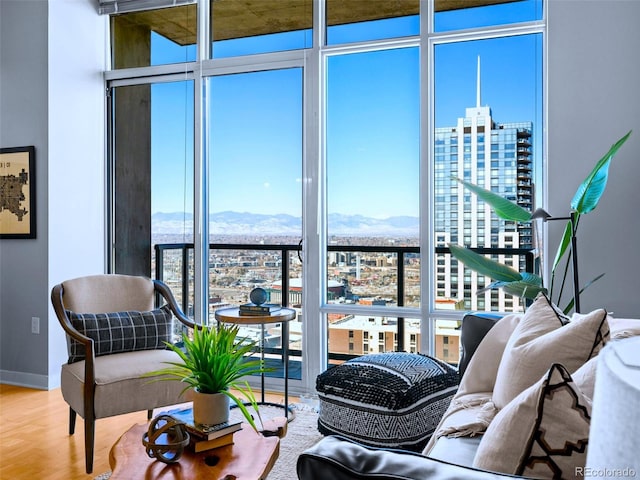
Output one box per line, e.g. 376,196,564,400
69,407,77,435
84,414,95,474
147,409,153,420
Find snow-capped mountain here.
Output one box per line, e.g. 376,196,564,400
152,211,419,236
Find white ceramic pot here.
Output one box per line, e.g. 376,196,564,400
192,390,230,426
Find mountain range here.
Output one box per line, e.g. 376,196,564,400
152,211,419,236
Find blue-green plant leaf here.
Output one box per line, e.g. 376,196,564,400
571,130,632,214
478,273,546,300
453,177,532,222
448,243,522,282
502,272,546,299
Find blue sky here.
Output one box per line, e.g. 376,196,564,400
149,2,542,219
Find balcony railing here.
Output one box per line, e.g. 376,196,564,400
154,242,534,355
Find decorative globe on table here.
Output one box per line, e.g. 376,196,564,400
141,414,190,464
250,287,268,306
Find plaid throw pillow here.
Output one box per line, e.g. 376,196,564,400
66,304,174,363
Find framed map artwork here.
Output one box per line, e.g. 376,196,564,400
0,146,36,239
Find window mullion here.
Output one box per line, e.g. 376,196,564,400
300,0,326,393
193,0,209,325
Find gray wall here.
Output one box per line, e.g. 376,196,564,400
0,0,638,389
547,0,640,317
0,0,50,387
0,0,106,389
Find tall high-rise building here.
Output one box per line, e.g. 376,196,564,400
434,63,534,312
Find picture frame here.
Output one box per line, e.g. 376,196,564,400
0,146,36,239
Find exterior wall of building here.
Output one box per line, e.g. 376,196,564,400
328,315,460,365
434,334,460,365
434,103,533,312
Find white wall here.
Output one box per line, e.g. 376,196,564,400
47,0,107,387
0,0,106,389
547,0,640,317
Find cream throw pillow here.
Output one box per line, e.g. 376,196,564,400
473,363,591,479
492,294,609,409
423,314,522,454
570,356,598,400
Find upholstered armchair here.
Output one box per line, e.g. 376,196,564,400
51,274,196,473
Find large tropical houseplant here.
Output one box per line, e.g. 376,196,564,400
147,323,269,431
449,130,631,314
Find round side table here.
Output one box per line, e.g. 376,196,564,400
214,307,296,419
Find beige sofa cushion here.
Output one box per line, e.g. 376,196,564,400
570,356,598,399
457,313,522,397
424,306,637,473
492,294,609,409
422,314,521,455
61,349,187,418
608,316,640,339
473,364,591,478
427,436,482,468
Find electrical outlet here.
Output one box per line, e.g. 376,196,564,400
31,317,40,334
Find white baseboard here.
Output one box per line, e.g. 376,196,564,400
0,369,49,390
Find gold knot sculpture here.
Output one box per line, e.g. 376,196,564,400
141,414,190,464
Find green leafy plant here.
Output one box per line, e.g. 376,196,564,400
146,323,271,431
449,130,632,313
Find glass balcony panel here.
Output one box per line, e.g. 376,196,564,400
155,245,196,339
432,318,462,366
435,250,532,313
327,315,422,364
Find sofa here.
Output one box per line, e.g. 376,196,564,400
297,294,640,479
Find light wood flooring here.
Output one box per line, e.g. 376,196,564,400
0,384,289,480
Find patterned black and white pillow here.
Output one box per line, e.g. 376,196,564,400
66,304,174,363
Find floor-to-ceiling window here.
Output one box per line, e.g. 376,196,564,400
430,1,543,362
325,46,420,358
105,0,544,394
208,67,304,377
109,79,194,293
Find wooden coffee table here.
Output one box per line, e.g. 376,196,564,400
109,416,287,480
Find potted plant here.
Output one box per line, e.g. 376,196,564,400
147,323,269,431
449,130,631,314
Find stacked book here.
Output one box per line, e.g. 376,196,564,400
239,303,282,316
163,407,242,453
